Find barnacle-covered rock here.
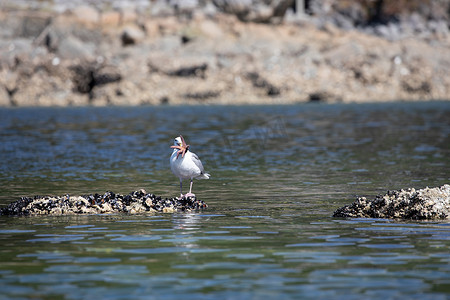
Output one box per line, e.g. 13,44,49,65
333,185,450,220
0,190,207,216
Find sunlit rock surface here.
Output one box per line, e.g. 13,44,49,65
0,1,449,106
333,185,450,220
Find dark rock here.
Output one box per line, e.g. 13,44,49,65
333,185,450,220
246,72,280,96
308,92,326,102
70,63,95,94
183,90,221,100
181,35,192,44
308,0,450,40
428,20,449,36
160,96,170,105
308,91,338,102
121,25,145,46
212,0,251,21
213,0,294,23
402,78,432,95
0,190,208,216
167,63,208,78
70,63,121,95
93,65,122,86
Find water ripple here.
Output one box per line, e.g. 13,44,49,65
1,103,450,299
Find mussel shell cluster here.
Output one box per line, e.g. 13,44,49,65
333,184,450,220
0,190,208,216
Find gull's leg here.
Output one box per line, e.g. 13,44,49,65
185,178,195,197
179,179,183,198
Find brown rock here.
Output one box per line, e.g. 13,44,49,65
57,36,95,60
0,4,449,107
156,17,182,35
71,5,99,25
67,93,89,106
142,20,160,37
198,19,224,38
119,7,138,24
100,11,121,27
11,70,74,106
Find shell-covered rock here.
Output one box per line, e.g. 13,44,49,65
0,190,207,216
333,184,450,220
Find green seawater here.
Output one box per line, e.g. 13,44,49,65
0,102,449,299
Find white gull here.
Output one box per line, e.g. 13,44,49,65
170,135,210,198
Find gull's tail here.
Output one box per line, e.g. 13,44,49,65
197,172,210,180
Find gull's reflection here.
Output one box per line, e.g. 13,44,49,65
172,213,201,231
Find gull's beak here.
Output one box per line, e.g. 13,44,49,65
171,135,190,159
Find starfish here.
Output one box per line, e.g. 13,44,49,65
170,135,190,159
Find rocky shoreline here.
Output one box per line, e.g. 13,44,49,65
333,185,450,220
0,1,449,106
2,185,449,219
0,190,208,216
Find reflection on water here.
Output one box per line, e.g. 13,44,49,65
0,102,449,299
1,215,449,299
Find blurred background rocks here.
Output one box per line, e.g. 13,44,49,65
0,0,448,106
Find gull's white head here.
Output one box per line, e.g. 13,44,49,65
173,136,183,147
